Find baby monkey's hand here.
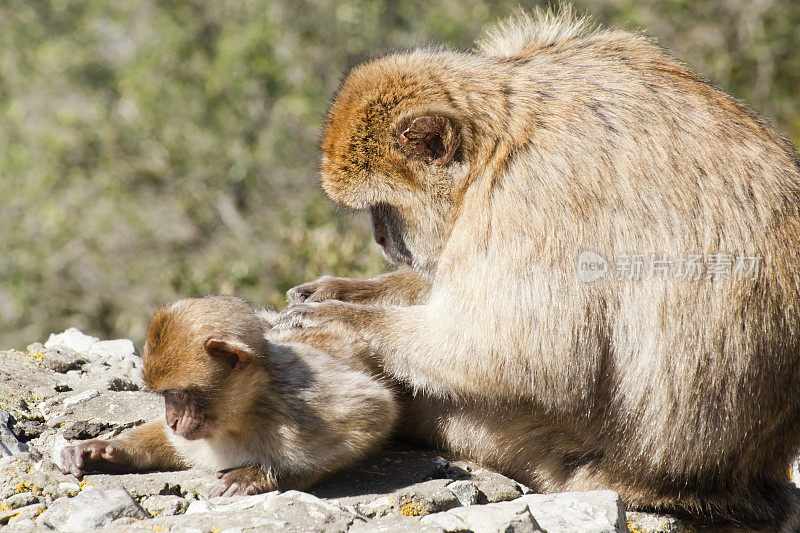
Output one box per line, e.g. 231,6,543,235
61,440,133,477
210,466,277,497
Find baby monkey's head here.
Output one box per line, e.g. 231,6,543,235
143,295,269,440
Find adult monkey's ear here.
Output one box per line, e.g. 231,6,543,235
398,115,460,166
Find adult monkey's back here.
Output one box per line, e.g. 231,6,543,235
284,7,800,530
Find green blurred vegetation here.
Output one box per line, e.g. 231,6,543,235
1,0,798,348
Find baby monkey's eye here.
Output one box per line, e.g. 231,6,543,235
161,389,208,410
162,389,188,402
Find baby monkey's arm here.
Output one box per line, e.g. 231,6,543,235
60,420,183,477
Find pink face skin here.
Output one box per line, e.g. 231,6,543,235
162,389,211,440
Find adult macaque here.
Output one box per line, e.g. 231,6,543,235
60,295,397,496
282,7,800,530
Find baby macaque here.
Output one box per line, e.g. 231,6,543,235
60,295,397,496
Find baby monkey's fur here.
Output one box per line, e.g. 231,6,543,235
60,295,397,496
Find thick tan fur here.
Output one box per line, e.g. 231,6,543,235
62,295,398,495
285,7,800,530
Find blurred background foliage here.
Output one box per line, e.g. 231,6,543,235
1,0,798,348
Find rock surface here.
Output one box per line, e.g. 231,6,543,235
0,328,704,531
38,486,149,531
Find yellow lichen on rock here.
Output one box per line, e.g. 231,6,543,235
25,351,44,361
13,481,41,495
399,500,423,517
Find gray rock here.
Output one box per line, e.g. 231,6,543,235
430,455,472,480
261,490,358,531
350,513,447,532
441,491,626,533
101,508,287,532
39,390,103,426
421,511,471,532
349,478,460,518
48,434,71,471
470,467,524,503
88,339,138,361
0,452,40,499
106,376,139,391
313,447,470,501
353,494,397,518
70,360,145,393
0,502,46,527
626,511,691,532
25,342,46,353
41,349,85,374
42,390,158,435
0,450,85,502
45,328,99,354
393,479,461,516
3,491,41,509
448,479,481,506
311,448,476,521
10,418,47,442
61,420,111,440
108,516,148,529
517,481,534,495
52,481,82,499
141,495,189,517
64,369,84,390
38,397,63,423
0,349,62,417
80,469,217,500
62,389,101,407
504,507,543,532
1,409,31,457
178,491,358,532
445,500,545,533
525,491,626,532
41,331,142,390
37,486,148,531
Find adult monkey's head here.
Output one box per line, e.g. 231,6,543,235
320,53,474,275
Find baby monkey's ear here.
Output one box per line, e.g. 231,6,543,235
204,338,252,371
398,115,460,166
